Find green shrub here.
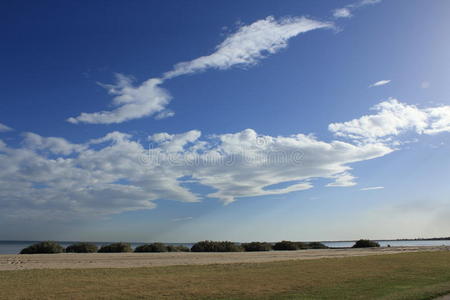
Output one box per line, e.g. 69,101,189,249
66,242,98,253
295,242,309,250
241,242,272,251
272,240,298,251
20,241,64,254
98,242,132,253
167,245,190,252
307,242,328,249
191,240,243,252
134,243,168,253
352,239,380,248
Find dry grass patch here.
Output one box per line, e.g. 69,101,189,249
1,251,450,299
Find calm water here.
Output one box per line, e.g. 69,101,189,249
1,240,450,254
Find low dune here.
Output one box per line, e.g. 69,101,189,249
1,246,448,271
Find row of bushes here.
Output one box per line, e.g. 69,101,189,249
19,241,190,254
20,239,380,254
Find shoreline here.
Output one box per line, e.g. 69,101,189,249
1,245,448,271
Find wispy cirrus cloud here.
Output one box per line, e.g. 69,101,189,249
68,16,332,124
369,79,391,87
360,186,384,191
333,0,382,19
163,16,332,79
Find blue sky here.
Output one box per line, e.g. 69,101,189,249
1,0,450,242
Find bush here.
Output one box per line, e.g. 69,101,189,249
134,243,168,253
191,241,243,252
20,241,64,254
352,239,380,248
307,242,328,249
241,242,272,251
167,245,190,252
66,242,98,253
295,242,309,250
98,242,132,253
272,240,298,251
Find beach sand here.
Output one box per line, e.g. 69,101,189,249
0,246,448,271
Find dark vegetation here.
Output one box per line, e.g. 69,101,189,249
19,239,375,254
352,239,380,248
20,241,65,254
167,245,190,252
241,242,272,251
65,242,98,253
134,243,191,253
308,242,329,249
272,240,299,251
98,242,132,253
134,243,168,253
191,241,243,252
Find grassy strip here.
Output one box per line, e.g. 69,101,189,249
1,251,450,299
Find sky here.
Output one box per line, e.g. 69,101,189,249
1,0,450,242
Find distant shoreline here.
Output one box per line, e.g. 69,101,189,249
1,237,450,244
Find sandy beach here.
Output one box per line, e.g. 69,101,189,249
1,246,448,271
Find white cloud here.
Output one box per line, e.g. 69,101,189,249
0,123,13,132
155,110,175,120
369,79,391,87
68,16,332,124
329,99,450,142
0,126,392,218
333,0,382,19
333,8,352,18
6,98,450,218
68,75,171,124
22,132,86,155
163,16,332,79
327,172,357,187
360,186,384,191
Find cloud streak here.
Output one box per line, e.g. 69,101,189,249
333,0,382,19
360,186,384,191
163,16,332,79
69,16,332,124
369,79,391,87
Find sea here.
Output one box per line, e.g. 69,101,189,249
1,240,450,254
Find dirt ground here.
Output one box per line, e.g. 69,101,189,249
1,246,448,271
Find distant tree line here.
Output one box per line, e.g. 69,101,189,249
18,239,380,254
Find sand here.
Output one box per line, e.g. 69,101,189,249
0,246,448,271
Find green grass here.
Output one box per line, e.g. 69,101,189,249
2,251,450,299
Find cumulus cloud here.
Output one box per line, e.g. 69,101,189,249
68,75,171,124
68,16,331,124
369,79,391,87
360,186,384,191
0,123,13,132
333,0,382,19
329,99,450,142
326,172,357,187
22,132,86,155
163,16,332,79
6,99,450,218
0,125,392,218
